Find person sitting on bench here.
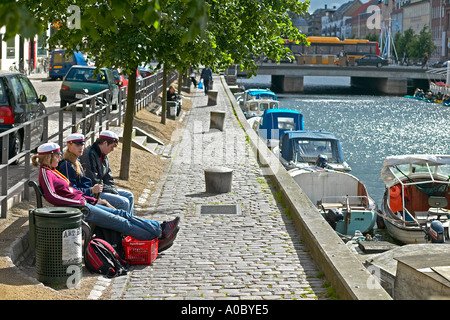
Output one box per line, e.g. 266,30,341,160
81,130,135,216
33,142,179,252
57,133,132,215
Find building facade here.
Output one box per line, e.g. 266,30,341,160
0,27,51,72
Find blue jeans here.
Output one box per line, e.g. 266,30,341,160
100,189,134,215
84,203,161,241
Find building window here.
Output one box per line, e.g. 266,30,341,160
6,37,15,59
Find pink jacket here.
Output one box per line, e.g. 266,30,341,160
39,165,97,207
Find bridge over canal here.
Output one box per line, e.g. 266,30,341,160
237,64,444,95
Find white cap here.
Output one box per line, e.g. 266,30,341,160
37,142,61,155
67,133,85,145
99,130,119,143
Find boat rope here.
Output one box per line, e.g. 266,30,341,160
373,208,421,227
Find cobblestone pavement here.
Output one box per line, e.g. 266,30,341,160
106,76,329,301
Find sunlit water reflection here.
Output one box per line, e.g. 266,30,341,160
238,76,450,207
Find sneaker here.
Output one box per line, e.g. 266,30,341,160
161,217,180,239
158,227,179,253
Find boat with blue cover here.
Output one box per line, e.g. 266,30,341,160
239,88,279,119
274,130,351,172
248,109,304,148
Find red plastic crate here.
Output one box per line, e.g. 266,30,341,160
122,236,158,265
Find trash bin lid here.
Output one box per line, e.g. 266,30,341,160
33,207,82,218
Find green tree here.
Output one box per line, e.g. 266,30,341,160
21,0,206,180
410,25,436,61
14,0,310,179
393,27,435,62
0,1,41,40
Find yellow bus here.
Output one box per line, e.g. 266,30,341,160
285,37,380,65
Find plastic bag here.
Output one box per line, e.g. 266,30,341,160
198,80,203,89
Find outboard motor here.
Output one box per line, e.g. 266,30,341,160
426,220,445,243
315,154,329,168
325,208,344,230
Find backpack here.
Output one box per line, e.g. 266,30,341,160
84,238,129,278
93,226,125,259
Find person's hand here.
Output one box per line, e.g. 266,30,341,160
97,198,115,209
92,184,103,194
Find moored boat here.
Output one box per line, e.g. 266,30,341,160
273,130,375,238
380,155,450,244
239,88,279,119
273,130,351,172
248,109,304,148
288,167,377,239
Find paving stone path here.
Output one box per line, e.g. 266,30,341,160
107,76,329,300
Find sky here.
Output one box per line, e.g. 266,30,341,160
307,0,370,13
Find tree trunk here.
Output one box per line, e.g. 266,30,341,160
161,64,167,125
119,67,137,180
177,70,182,94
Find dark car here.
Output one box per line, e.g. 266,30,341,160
60,66,119,108
355,54,389,67
0,71,47,161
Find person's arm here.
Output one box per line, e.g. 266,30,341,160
39,167,85,206
82,148,102,184
58,160,93,196
102,157,118,194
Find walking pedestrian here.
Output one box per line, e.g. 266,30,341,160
422,52,428,69
200,67,212,95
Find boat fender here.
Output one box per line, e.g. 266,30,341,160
427,220,445,243
326,208,344,230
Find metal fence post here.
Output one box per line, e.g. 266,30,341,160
1,135,9,218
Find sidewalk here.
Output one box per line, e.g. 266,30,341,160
103,76,329,300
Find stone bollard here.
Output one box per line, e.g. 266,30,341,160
207,90,218,106
209,110,226,131
204,167,233,194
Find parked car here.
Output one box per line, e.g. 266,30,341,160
112,68,128,88
49,49,87,80
59,66,119,108
354,54,388,67
138,66,153,78
0,71,47,162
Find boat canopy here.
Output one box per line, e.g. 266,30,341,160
244,89,277,101
259,109,304,140
381,154,450,187
280,130,345,164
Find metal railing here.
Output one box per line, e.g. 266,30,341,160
0,70,177,218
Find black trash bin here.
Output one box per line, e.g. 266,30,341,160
29,207,83,287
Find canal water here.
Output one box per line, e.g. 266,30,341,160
237,75,450,211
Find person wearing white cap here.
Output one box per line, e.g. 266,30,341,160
81,130,135,215
57,133,131,214
33,142,180,250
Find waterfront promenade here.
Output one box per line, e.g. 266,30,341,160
104,75,329,300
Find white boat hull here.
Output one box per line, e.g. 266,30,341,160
383,216,428,244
